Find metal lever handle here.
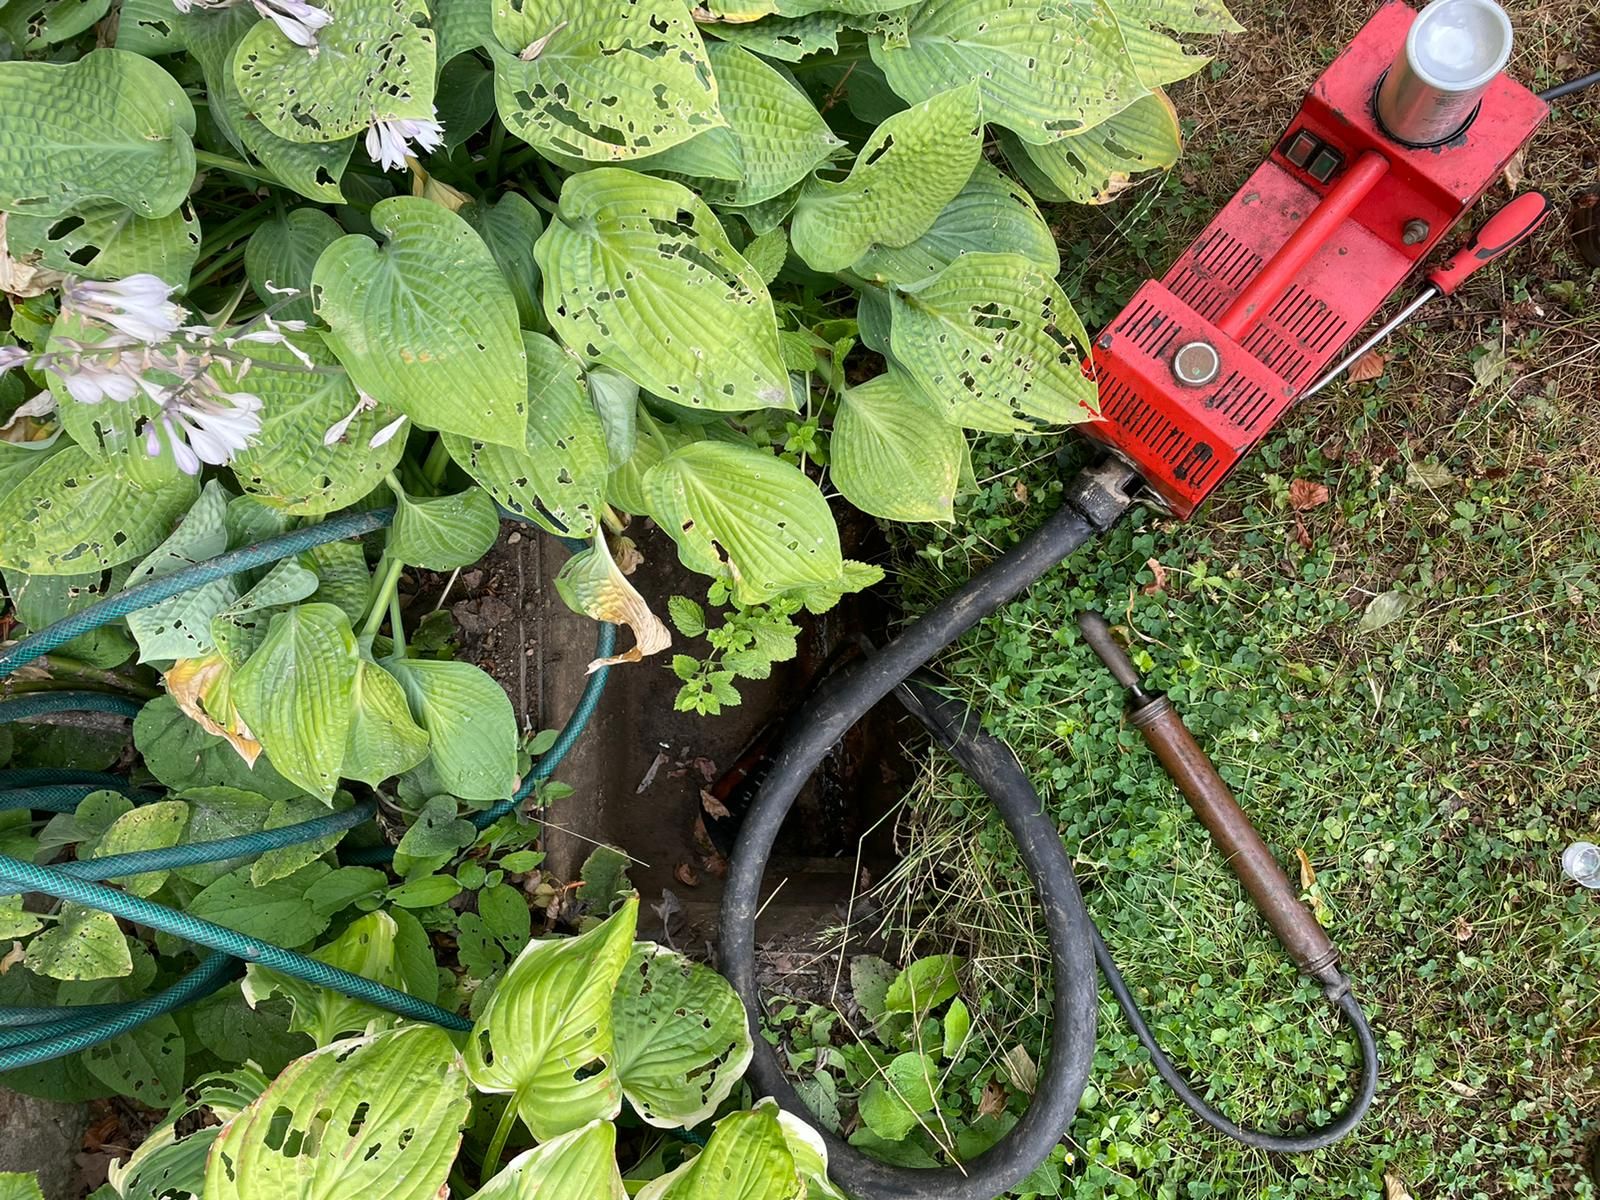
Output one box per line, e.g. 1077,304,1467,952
1077,612,1341,984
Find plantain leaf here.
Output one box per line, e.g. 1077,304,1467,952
869,0,1147,144
23,905,132,981
489,0,723,162
790,82,981,274
4,201,200,286
314,196,529,448
205,1026,470,1200
633,1107,800,1200
642,441,843,606
612,944,753,1128
389,485,500,570
228,334,406,517
0,444,198,576
245,208,345,324
470,1119,625,1200
233,603,360,803
84,801,190,898
383,657,516,801
535,169,789,412
887,251,1097,433
342,658,431,786
465,896,637,1140
444,331,609,538
234,0,436,143
850,160,1058,285
831,371,964,522
998,91,1183,205
0,49,196,218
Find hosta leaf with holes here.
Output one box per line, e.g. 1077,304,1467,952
642,442,843,606
106,1067,269,1200
7,567,136,669
831,371,964,522
0,0,112,49
612,944,753,1128
228,334,406,516
488,0,723,162
233,603,360,802
23,905,132,981
205,1025,470,1200
850,160,1058,285
536,169,789,412
124,480,238,664
445,332,609,537
0,49,196,217
461,192,545,330
383,657,516,801
234,0,436,143
211,560,322,668
634,1107,800,1200
554,532,671,670
466,895,637,1140
888,251,1097,432
389,485,500,570
314,196,529,448
471,1119,624,1200
656,41,841,208
1102,0,1239,89
868,0,1147,144
342,658,431,785
0,444,197,576
999,91,1183,205
243,910,434,1045
789,82,981,274
116,0,188,54
700,11,841,62
245,208,344,324
4,201,201,286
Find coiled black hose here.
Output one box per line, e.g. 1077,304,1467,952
719,462,1378,1199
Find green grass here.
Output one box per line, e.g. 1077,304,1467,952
861,4,1600,1196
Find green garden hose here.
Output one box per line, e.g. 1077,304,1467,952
0,508,614,1070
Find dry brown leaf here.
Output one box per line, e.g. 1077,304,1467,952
1142,557,1167,595
673,861,701,888
1001,1045,1038,1094
1013,481,1029,504
1293,516,1312,549
977,1079,1008,1118
1501,145,1526,191
1295,848,1317,890
700,788,732,820
1452,914,1474,943
1383,1172,1414,1200
1288,478,1330,512
1346,349,1386,383
0,940,23,973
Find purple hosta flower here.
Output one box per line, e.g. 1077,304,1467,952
62,275,185,344
368,413,407,448
0,345,29,377
145,379,263,475
57,352,141,406
365,113,445,172
323,392,376,446
250,0,331,46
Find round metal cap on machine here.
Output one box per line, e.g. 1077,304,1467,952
1171,340,1221,387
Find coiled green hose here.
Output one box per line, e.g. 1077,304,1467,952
0,508,613,1069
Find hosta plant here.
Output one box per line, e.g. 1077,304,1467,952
0,0,1230,758
95,897,841,1200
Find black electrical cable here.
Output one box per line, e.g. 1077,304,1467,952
1539,69,1600,101
719,462,1379,1199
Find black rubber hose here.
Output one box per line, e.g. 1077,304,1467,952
719,462,1379,1196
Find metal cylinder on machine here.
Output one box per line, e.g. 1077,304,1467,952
1376,0,1513,146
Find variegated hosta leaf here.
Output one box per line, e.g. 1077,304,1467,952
535,169,789,412
634,1107,801,1200
233,603,360,802
124,480,238,663
466,896,638,1141
654,41,841,208
228,333,406,516
699,11,841,63
0,443,197,575
612,944,753,1128
341,657,431,785
234,0,436,143
888,251,1097,433
553,531,672,671
444,331,609,538
0,49,196,218
489,0,724,162
205,1026,471,1200
789,82,981,275
245,207,344,324
831,371,965,523
1102,0,1240,89
642,441,844,607
4,200,200,286
314,196,529,448
869,0,1148,144
470,1120,625,1200
999,91,1183,205
770,1105,849,1200
850,160,1059,286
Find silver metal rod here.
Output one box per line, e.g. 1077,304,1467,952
1301,286,1438,399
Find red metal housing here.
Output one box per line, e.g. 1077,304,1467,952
1082,1,1546,517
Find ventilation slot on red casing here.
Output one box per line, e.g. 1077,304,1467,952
1113,296,1183,358
1203,371,1278,432
1166,229,1262,321
1097,374,1218,487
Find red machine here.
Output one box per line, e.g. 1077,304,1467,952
1082,1,1548,517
